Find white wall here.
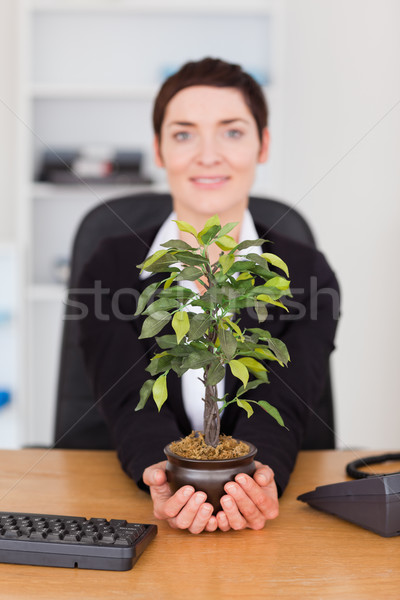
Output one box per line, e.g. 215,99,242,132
283,0,400,449
0,0,399,449
0,0,17,242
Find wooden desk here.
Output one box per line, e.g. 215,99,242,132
0,449,398,599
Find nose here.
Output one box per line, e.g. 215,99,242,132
196,135,221,166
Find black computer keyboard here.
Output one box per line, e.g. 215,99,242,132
0,511,157,571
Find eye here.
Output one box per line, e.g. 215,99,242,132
225,129,243,139
174,131,192,141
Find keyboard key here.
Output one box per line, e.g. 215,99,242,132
4,529,22,539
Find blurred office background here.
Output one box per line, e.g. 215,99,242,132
0,0,399,451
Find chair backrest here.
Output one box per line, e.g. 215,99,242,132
54,192,334,450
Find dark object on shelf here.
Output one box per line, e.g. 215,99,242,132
54,192,334,451
0,511,157,571
37,149,153,185
297,473,400,537
164,441,257,513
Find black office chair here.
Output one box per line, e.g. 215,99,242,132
54,192,335,450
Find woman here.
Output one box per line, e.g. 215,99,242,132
78,58,339,534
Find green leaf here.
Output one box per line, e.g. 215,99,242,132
155,334,178,349
237,356,267,374
134,281,160,316
215,235,237,251
254,300,269,323
217,221,239,238
153,374,168,411
223,316,244,342
236,379,265,397
138,249,168,273
244,253,270,271
201,224,222,245
135,379,155,411
218,327,237,361
219,253,235,274
207,361,225,386
264,276,291,291
146,353,174,376
227,260,257,274
159,286,194,301
172,251,209,267
172,310,190,344
175,266,203,281
171,357,188,377
229,297,258,311
164,272,178,290
173,219,198,239
252,369,269,383
258,401,287,428
182,350,214,370
188,313,211,340
143,256,180,274
246,327,272,341
160,239,194,250
267,338,290,365
199,215,221,243
256,294,289,312
254,346,283,364
142,298,180,316
237,399,254,418
229,359,249,388
249,285,284,301
199,215,220,237
261,252,289,277
139,311,172,338
236,339,258,353
236,272,253,281
235,239,267,252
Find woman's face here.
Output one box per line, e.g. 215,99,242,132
154,85,269,221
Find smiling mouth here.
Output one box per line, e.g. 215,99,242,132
190,176,230,184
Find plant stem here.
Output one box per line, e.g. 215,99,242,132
203,369,220,447
202,243,220,447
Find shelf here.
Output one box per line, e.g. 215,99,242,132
30,0,277,16
29,82,274,100
31,182,165,200
29,84,158,100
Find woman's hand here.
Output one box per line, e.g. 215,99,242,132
215,461,279,531
143,460,278,533
143,461,218,534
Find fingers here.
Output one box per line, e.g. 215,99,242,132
220,492,248,530
204,515,218,532
216,510,230,532
168,492,214,534
155,485,195,521
218,465,279,531
142,461,168,487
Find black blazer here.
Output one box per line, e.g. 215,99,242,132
77,222,339,495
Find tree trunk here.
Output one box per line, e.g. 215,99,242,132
203,383,220,447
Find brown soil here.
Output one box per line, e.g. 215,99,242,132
169,431,250,460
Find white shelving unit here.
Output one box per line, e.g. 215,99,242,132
17,0,286,446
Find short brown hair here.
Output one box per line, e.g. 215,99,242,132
152,57,268,142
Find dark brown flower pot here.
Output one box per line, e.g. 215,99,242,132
164,442,257,513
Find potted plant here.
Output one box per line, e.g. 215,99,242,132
135,215,290,511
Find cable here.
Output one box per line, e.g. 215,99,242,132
346,452,400,479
